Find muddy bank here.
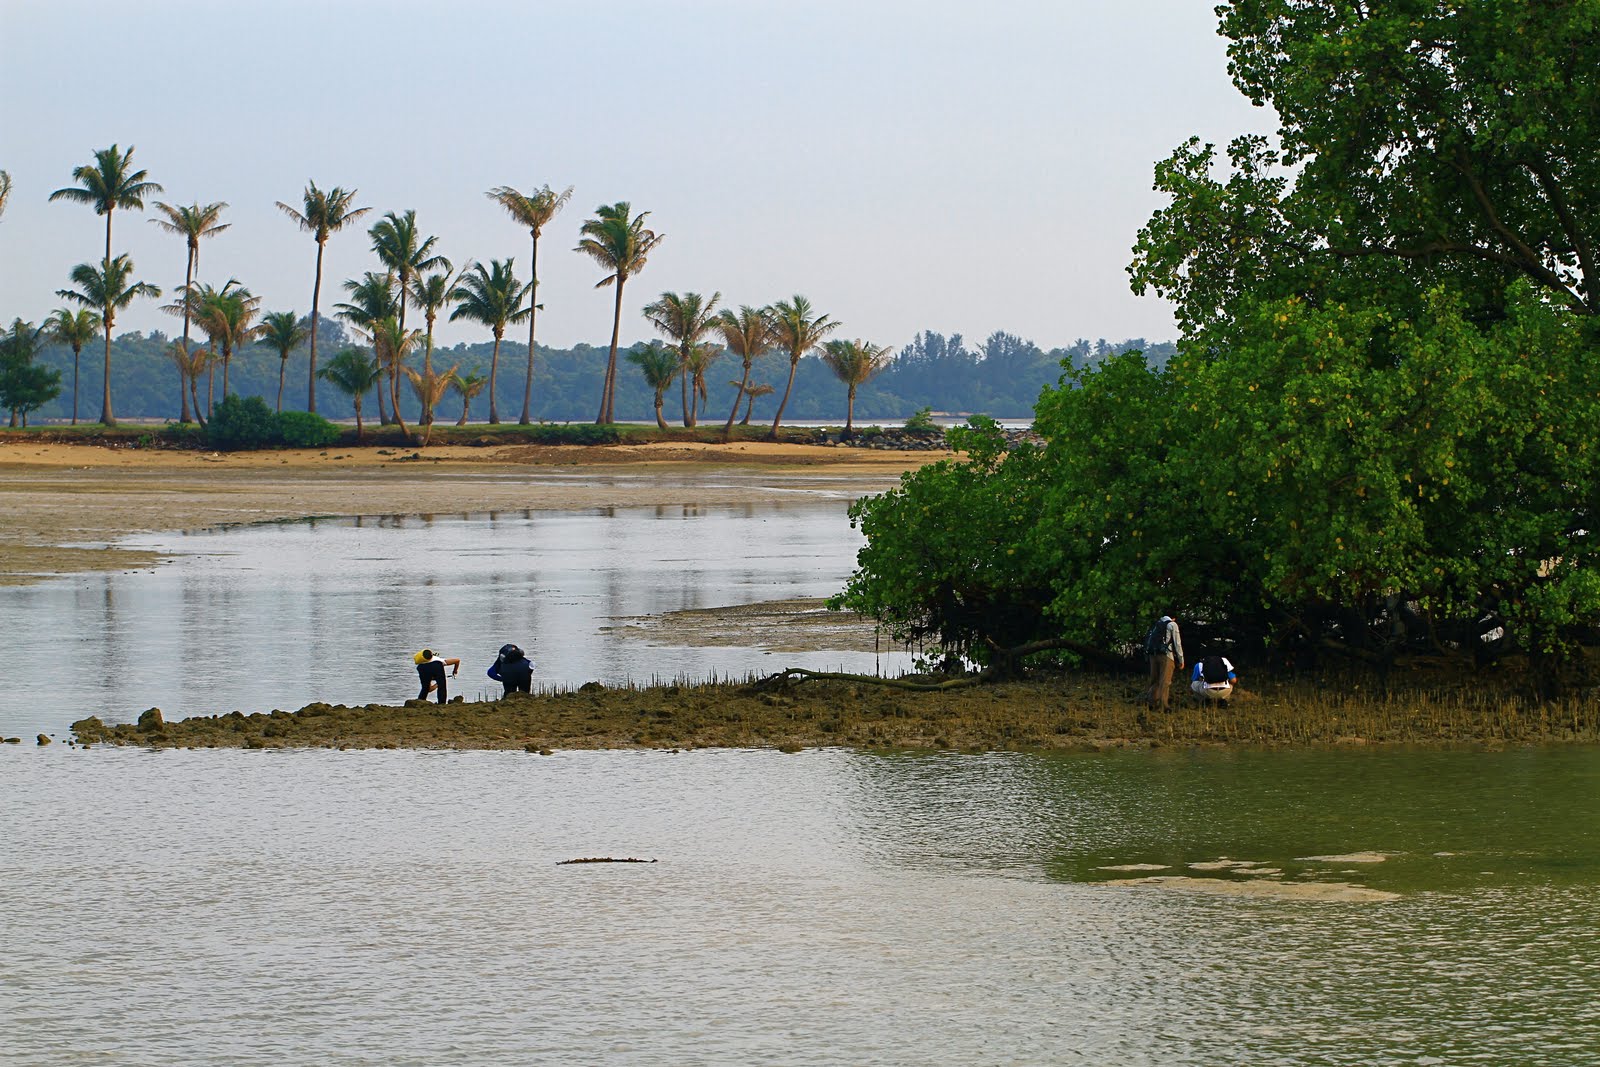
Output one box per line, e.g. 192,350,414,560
0,441,930,586
69,673,1600,751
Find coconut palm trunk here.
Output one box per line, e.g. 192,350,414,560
178,250,194,422
308,243,325,412
521,236,539,424
72,350,80,425
597,282,625,424
100,323,114,426
489,330,504,422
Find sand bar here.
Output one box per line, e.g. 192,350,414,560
0,440,933,586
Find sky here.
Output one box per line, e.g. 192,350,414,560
0,0,1273,351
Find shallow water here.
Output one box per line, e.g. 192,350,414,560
2,500,910,738
4,744,1597,1065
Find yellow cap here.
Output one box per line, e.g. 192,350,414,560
413,651,427,665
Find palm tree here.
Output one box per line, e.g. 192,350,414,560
369,210,449,334
44,307,99,425
714,305,777,436
150,200,228,422
190,281,260,401
276,183,371,413
627,341,681,429
767,295,838,439
168,341,210,425
574,202,664,424
56,255,160,426
821,339,893,435
740,382,775,425
487,183,572,424
48,145,162,266
335,271,398,425
0,170,11,220
370,316,422,437
408,269,455,405
317,347,383,442
451,371,489,426
404,362,459,446
642,290,722,427
684,343,721,426
258,310,309,412
448,259,531,425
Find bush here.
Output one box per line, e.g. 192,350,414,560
206,395,279,451
277,410,341,448
515,424,623,445
903,407,940,435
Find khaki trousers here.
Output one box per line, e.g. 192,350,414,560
1146,655,1175,710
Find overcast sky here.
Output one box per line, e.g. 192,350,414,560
0,0,1272,351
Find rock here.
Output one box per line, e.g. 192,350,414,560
36,734,50,745
403,699,431,708
2,737,20,744
579,681,607,693
137,708,165,733
448,695,463,703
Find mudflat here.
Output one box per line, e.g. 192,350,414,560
0,440,931,586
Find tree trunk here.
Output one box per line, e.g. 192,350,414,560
741,393,755,425
190,374,204,427
654,391,667,430
71,349,80,425
488,330,502,424
392,283,409,426
768,354,800,440
375,354,391,426
845,383,856,433
354,396,365,443
222,346,231,398
457,395,470,426
520,231,538,425
100,324,115,426
723,361,751,436
207,360,215,417
308,239,325,414
179,248,194,423
680,346,691,428
277,359,287,412
596,281,625,425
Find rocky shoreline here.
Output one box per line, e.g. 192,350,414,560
67,673,1600,752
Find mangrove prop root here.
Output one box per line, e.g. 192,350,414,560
557,857,658,865
753,667,985,692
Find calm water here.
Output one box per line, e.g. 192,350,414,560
4,744,1598,1064
4,499,1598,1063
2,501,909,738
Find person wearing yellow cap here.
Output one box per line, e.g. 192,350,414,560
413,648,461,703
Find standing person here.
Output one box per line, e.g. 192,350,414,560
1190,654,1238,702
489,643,534,696
413,648,460,704
1138,614,1184,711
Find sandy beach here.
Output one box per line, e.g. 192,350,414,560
0,440,933,586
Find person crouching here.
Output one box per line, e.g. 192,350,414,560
1190,654,1238,702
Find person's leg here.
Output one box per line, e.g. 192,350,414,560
1139,655,1159,704
418,669,431,701
1154,656,1174,710
434,664,448,704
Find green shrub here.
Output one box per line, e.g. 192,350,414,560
516,424,623,445
206,394,279,451
904,407,940,435
277,410,341,448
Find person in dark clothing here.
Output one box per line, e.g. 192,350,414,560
490,643,534,695
413,648,460,704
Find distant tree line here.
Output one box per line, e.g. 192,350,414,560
3,144,1172,432
16,324,1172,424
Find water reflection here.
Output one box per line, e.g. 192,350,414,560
3,745,1596,1065
3,504,911,734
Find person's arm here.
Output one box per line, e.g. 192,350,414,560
445,657,461,676
1170,622,1184,670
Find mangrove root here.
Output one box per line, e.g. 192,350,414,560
752,667,985,693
